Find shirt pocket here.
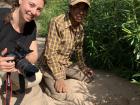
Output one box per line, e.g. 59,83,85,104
57,39,73,56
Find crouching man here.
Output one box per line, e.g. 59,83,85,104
38,0,95,105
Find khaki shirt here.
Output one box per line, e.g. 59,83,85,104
41,13,85,80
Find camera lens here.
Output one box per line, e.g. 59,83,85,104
16,58,39,77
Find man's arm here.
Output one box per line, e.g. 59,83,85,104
76,34,86,68
77,35,95,82
44,19,68,93
45,19,66,80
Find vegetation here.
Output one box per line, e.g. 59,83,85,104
37,0,68,36
37,0,140,83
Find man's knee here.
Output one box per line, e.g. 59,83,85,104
66,65,86,81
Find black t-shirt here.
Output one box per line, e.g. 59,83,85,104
0,8,36,53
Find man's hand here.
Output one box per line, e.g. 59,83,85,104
55,79,68,93
82,66,95,83
83,66,95,77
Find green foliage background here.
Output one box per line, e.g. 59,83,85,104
37,0,140,81
37,0,68,36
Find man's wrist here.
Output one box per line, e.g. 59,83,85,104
54,75,66,80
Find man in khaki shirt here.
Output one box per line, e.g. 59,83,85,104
38,0,95,104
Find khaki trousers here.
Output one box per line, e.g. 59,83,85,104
40,65,95,105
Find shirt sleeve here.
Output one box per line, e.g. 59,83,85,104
76,34,86,69
44,19,66,80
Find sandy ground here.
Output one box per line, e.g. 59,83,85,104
1,2,140,105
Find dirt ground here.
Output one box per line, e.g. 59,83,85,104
1,2,140,105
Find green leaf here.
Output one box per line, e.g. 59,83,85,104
133,73,140,77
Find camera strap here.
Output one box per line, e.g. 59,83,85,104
18,74,25,93
5,72,12,105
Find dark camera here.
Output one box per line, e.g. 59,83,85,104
5,42,39,77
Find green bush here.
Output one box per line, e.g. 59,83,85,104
84,0,140,72
37,0,68,37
